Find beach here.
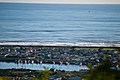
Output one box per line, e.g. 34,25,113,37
0,41,120,47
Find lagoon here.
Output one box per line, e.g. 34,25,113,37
0,62,89,71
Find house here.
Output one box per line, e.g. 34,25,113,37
67,76,82,80
49,75,62,80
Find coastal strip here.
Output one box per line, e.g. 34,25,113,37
0,41,120,47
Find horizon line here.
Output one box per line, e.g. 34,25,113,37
0,2,120,5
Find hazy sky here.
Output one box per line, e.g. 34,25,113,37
0,0,120,4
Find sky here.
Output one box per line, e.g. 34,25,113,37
0,0,120,4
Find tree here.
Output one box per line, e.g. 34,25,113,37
86,60,115,80
87,63,93,72
33,67,53,80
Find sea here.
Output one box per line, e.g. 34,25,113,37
0,3,120,43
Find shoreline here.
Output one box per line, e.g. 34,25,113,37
0,41,120,47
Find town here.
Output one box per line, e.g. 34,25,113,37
0,46,120,67
0,46,120,80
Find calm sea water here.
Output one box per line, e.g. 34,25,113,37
0,3,120,43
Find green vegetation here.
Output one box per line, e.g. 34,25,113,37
74,48,99,51
87,63,93,72
54,71,82,77
33,70,53,80
0,76,10,80
103,54,109,59
86,60,115,80
85,54,120,80
85,48,120,80
115,48,120,54
33,67,53,80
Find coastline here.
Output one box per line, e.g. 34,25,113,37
0,41,120,47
